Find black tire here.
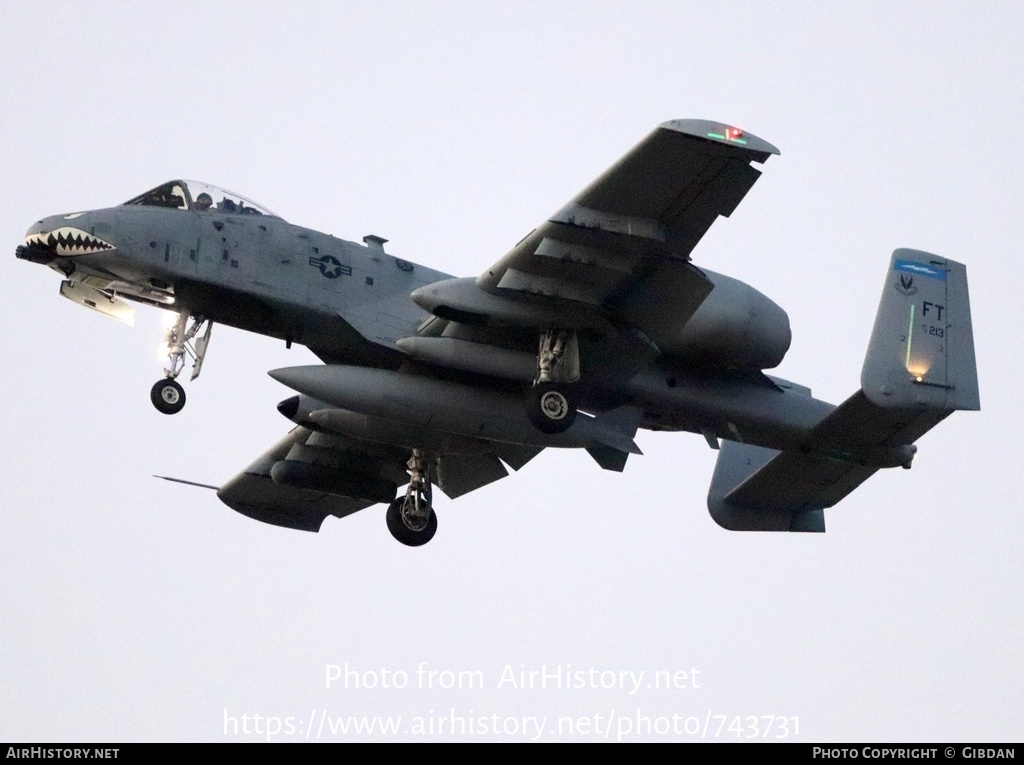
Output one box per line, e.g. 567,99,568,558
527,382,577,434
386,497,437,547
151,379,186,415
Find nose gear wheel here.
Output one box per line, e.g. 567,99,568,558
151,379,186,415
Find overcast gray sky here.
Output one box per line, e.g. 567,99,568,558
2,1,1021,742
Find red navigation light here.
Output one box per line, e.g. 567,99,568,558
727,128,743,139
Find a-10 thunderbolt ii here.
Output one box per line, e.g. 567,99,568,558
17,120,979,546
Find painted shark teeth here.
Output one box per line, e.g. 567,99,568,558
24,226,115,256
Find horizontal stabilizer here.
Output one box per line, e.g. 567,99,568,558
707,441,828,532
707,388,946,532
708,383,959,532
803,389,942,467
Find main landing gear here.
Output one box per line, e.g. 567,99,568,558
151,308,213,415
526,329,580,434
386,450,437,546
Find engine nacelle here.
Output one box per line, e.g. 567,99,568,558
663,271,791,370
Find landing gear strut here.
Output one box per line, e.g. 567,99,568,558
526,329,579,434
386,450,437,546
151,308,213,415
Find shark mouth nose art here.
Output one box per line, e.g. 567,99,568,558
24,226,115,256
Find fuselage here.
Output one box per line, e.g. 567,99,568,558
19,179,842,457
22,191,448,367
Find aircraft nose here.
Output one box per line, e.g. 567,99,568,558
17,216,61,264
25,218,49,237
18,213,116,261
23,215,62,242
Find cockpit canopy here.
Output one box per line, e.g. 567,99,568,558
123,180,281,219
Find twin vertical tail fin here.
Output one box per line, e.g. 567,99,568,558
707,249,979,533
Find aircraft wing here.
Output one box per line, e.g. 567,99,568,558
216,427,382,532
217,424,536,532
475,119,779,347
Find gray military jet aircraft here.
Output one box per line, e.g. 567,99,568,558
17,120,979,546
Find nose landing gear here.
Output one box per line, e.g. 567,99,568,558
386,450,437,546
151,308,213,415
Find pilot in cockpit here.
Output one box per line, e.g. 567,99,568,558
194,192,213,212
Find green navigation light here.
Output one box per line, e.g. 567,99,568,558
707,129,747,145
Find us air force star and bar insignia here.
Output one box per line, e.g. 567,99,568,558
309,254,352,279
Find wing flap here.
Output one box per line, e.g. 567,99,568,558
436,453,509,499
492,442,543,471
